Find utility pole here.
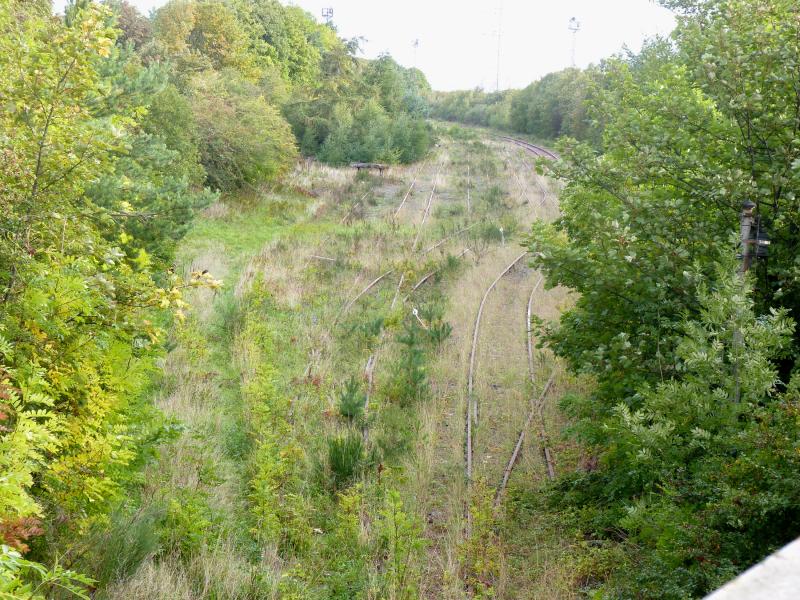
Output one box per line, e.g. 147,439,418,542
739,200,756,275
568,17,581,68
733,200,756,403
732,201,772,403
321,7,333,24
412,38,419,69
495,0,503,91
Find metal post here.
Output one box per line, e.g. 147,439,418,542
733,200,756,403
467,164,471,214
739,200,756,274
568,18,581,68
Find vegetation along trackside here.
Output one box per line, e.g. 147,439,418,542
2,0,800,599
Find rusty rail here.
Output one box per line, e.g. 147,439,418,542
465,251,528,480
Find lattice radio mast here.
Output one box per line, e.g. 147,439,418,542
495,0,504,91
568,17,581,67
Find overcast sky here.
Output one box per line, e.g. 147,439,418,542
54,0,676,91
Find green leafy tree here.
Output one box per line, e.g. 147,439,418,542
0,0,210,574
86,45,214,263
152,0,257,82
189,0,253,73
231,0,336,86
530,0,800,595
108,0,152,50
558,268,800,597
509,68,595,140
189,69,298,190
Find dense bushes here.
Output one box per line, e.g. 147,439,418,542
510,68,597,142
0,3,216,593
315,101,432,166
430,68,599,144
429,89,514,130
144,0,433,181
190,70,298,190
529,0,800,595
287,54,434,166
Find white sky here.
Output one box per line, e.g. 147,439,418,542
54,0,676,91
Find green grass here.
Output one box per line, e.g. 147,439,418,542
104,129,573,599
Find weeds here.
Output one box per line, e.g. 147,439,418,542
375,490,427,600
384,320,428,407
75,505,164,591
338,376,366,422
162,490,216,559
459,482,504,598
327,434,365,490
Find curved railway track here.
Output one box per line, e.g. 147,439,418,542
498,135,559,160
493,277,557,507
499,138,557,207
463,138,559,516
465,251,528,480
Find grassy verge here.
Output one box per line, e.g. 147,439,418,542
97,126,581,599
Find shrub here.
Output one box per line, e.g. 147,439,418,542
374,490,426,599
384,320,428,407
161,490,216,558
338,377,365,422
190,70,298,191
327,434,364,490
0,545,93,600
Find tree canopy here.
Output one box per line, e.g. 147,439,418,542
0,0,432,593
527,0,800,595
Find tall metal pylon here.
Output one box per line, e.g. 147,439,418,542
495,0,504,90
568,17,581,67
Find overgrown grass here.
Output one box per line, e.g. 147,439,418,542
98,129,576,599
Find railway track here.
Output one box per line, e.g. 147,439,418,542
355,155,474,436
493,277,556,507
392,162,424,219
498,135,559,160
499,139,556,207
463,140,559,514
465,251,528,481
339,160,462,319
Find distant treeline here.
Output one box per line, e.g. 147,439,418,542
430,67,599,144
